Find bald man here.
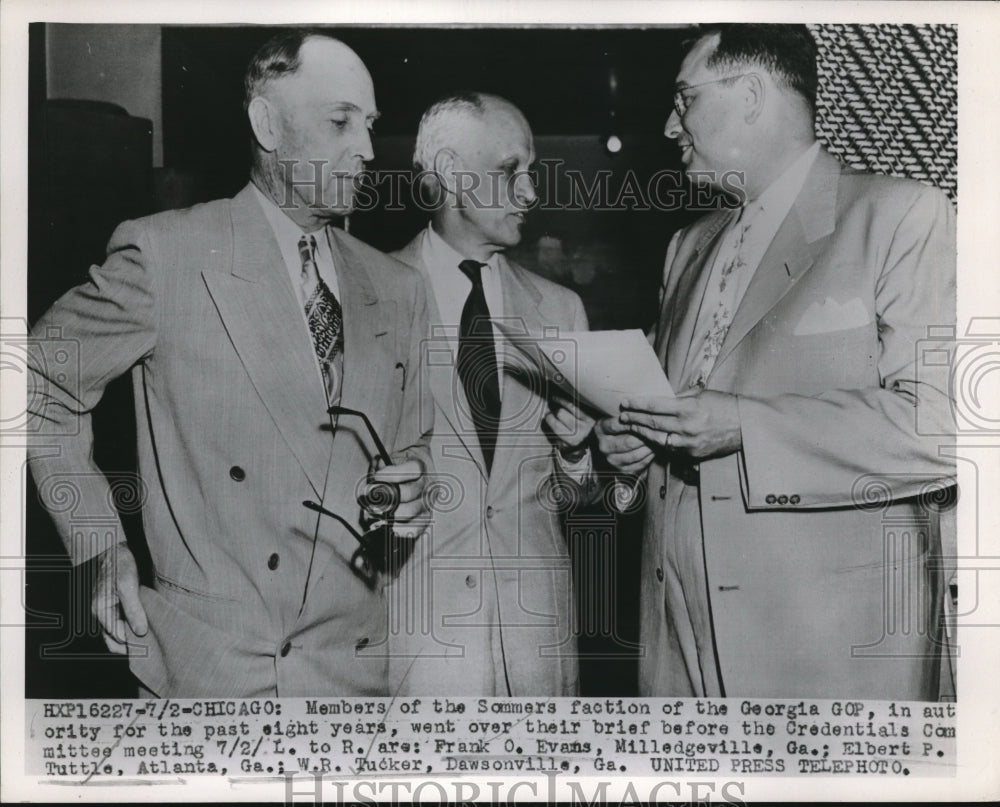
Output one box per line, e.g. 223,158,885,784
27,30,432,697
389,93,595,695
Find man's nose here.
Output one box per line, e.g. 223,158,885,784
514,171,537,207
664,108,682,139
356,127,374,162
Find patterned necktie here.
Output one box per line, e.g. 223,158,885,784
298,234,344,403
688,206,755,389
457,259,501,473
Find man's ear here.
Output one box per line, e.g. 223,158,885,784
248,96,280,152
743,72,766,125
432,148,461,197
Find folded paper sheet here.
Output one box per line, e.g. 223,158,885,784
493,320,674,417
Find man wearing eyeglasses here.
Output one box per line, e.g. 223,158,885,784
388,93,596,695
26,30,432,697
596,24,955,698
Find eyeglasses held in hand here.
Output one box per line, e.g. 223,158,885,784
303,405,416,583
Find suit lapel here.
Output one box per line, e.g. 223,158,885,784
201,185,330,497
203,186,394,579
489,257,546,489
324,227,395,515
397,231,489,480
304,228,399,590
663,212,732,390
710,149,841,377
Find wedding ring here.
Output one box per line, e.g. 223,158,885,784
663,432,673,449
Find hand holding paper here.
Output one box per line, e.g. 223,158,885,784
544,392,596,461
594,416,655,475
619,389,743,461
493,321,674,418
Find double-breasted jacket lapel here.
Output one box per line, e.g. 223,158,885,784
305,227,400,591
202,185,397,579
201,185,331,496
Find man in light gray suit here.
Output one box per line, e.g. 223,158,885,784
389,93,596,695
27,30,432,697
597,24,955,698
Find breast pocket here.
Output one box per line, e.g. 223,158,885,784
750,321,878,394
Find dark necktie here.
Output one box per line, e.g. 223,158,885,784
298,234,344,403
457,259,501,473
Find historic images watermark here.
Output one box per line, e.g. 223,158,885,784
273,158,748,215
282,770,750,804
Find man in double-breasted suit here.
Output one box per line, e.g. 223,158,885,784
27,31,432,697
597,24,956,698
388,93,596,695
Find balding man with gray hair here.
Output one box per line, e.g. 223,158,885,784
389,92,595,696
27,29,433,697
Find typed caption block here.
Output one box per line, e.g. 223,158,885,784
27,697,955,780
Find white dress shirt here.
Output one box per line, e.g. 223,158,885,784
419,223,505,394
252,183,342,306
419,223,591,477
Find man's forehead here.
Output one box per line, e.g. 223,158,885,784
676,33,721,85
452,107,532,156
298,36,363,72
279,37,375,105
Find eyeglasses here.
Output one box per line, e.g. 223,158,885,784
672,73,751,118
303,404,413,586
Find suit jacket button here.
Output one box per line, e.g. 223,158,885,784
777,495,789,505
790,494,801,505
280,641,292,657
356,637,370,649
659,485,666,499
765,494,777,505
656,567,664,582
465,574,477,589
267,553,280,570
230,465,246,482
486,506,495,519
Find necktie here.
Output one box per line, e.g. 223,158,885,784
688,206,755,389
298,234,344,403
457,259,501,473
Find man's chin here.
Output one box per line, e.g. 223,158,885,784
315,199,354,219
684,167,725,192
683,163,710,183
500,228,525,250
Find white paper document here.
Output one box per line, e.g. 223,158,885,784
493,320,674,417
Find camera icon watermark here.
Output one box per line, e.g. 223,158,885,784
916,317,1000,435
0,319,81,436
419,319,582,439
848,473,957,662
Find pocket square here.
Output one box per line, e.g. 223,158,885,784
793,296,871,336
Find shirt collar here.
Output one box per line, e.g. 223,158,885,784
251,182,324,275
424,223,502,274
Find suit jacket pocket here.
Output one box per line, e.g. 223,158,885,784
155,572,238,602
747,322,877,394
